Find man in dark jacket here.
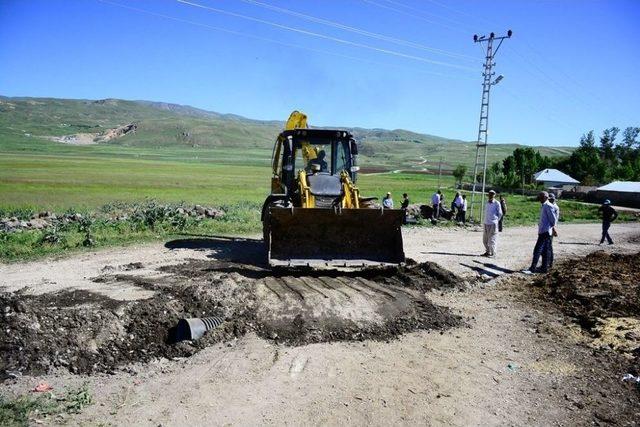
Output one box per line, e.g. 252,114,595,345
498,195,507,232
598,200,618,245
400,193,410,224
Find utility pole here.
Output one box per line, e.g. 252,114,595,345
469,30,512,224
437,156,443,189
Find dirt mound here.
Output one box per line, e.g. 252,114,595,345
1,260,463,378
534,251,639,326
533,251,640,375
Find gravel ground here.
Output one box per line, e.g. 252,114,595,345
1,222,639,426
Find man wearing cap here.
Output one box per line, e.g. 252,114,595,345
482,190,502,257
523,191,557,274
598,199,618,245
382,192,394,209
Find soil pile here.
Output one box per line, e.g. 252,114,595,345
1,259,463,378
533,251,640,375
534,251,639,326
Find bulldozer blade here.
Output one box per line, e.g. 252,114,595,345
266,208,405,268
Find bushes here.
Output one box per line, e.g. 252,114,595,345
0,201,260,262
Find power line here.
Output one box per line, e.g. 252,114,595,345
176,0,477,71
237,0,479,62
361,0,467,34
378,0,474,29
96,0,475,81
417,0,636,126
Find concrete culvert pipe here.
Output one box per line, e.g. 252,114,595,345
174,316,224,342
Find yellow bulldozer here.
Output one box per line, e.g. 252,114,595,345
261,111,405,268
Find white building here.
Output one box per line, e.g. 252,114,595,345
533,169,580,189
595,181,640,207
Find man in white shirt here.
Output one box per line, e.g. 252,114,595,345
382,192,394,209
459,194,468,224
431,190,441,219
482,190,503,257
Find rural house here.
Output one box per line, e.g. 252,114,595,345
595,181,640,208
533,168,580,189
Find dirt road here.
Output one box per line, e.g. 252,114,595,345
1,222,639,425
2,222,638,297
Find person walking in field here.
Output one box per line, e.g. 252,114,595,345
498,195,507,232
382,192,394,209
481,190,502,257
523,191,557,274
548,194,560,267
598,199,618,245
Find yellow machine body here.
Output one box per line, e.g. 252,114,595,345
262,111,404,268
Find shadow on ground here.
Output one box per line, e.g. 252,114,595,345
165,236,267,267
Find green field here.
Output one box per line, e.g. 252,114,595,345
0,96,624,262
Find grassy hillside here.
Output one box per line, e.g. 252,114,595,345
0,96,571,172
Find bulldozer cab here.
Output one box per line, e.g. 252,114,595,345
271,129,358,198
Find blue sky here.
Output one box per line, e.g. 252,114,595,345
1,0,638,146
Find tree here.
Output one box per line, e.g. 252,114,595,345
599,127,619,162
452,164,467,186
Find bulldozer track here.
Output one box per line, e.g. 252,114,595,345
296,277,331,299
316,277,352,300
333,277,378,298
262,279,284,301
277,277,306,300
261,273,427,304
355,278,400,300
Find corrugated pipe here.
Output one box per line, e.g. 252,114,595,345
175,316,225,341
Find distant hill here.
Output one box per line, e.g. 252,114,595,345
0,96,573,171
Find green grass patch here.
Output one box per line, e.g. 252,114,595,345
0,201,262,262
0,384,92,426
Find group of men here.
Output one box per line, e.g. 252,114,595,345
431,190,469,223
383,189,619,271
481,189,618,273
381,192,409,210
384,189,471,223
483,190,558,266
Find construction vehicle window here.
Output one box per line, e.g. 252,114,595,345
305,145,328,173
335,141,349,174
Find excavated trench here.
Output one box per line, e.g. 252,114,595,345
1,258,465,378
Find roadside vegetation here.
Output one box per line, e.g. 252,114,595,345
0,384,92,426
485,127,640,188
0,99,636,262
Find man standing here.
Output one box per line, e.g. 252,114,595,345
382,192,394,209
498,195,507,232
453,192,463,218
482,190,502,257
598,199,618,245
400,193,410,223
524,191,557,274
460,194,468,224
431,190,441,219
548,194,560,267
